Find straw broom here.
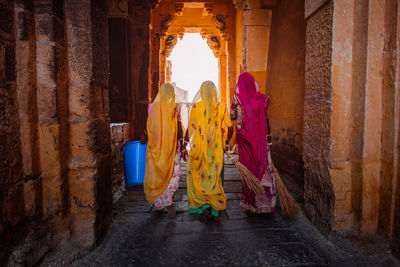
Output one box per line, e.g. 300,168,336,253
226,150,299,216
225,151,265,195
271,160,299,216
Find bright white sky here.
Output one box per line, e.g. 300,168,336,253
168,33,219,101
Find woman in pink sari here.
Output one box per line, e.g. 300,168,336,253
230,72,276,216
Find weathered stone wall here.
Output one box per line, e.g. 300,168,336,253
266,0,305,187
65,0,112,250
303,1,400,254
0,0,25,264
0,0,113,265
303,1,334,234
110,123,129,203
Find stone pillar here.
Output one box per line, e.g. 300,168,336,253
227,25,236,109
150,35,160,101
303,0,335,234
34,0,69,220
65,0,112,248
149,11,161,101
219,49,227,104
235,6,244,81
159,37,166,86
361,0,397,235
304,0,399,237
329,0,365,231
14,0,41,221
240,3,272,94
129,1,151,139
0,0,25,263
392,0,400,257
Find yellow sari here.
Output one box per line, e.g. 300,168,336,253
187,81,232,216
144,83,178,204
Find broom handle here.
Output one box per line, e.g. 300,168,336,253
224,150,233,159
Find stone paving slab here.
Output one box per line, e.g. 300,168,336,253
72,161,400,267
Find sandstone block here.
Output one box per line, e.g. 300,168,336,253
245,26,269,71
242,9,271,26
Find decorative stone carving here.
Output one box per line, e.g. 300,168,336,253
159,14,176,37
200,28,208,39
161,34,178,58
207,35,221,58
212,14,229,40
176,28,185,39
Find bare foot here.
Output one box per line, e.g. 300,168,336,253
167,205,176,219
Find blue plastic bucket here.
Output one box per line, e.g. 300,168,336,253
122,141,147,186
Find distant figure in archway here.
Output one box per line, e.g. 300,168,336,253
143,83,183,219
182,81,233,221
230,72,277,216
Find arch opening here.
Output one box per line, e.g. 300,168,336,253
167,33,220,102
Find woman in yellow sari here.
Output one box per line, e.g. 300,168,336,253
182,81,233,221
143,83,183,218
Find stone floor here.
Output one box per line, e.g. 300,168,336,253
72,158,400,267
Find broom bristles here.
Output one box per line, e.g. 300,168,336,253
226,151,299,217
272,164,299,216
231,158,265,195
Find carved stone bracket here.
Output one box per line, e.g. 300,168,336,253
161,34,178,58
176,28,185,39
200,29,221,57
200,28,208,39
158,3,184,38
159,14,176,37
207,35,221,58
212,14,229,40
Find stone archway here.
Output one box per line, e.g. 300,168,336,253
149,0,236,107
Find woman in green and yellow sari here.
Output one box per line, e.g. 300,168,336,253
182,81,233,221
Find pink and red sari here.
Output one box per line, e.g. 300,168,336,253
230,72,276,213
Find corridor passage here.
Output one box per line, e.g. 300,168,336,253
73,159,397,266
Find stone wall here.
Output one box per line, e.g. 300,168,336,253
0,0,113,265
0,0,26,264
110,123,129,203
303,1,400,255
266,0,305,187
303,1,334,234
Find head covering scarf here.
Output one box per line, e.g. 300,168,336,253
144,83,178,204
235,72,269,181
187,81,231,213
